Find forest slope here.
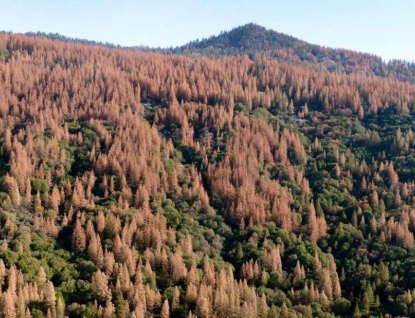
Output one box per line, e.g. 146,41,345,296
0,32,415,317
175,23,415,84
15,24,415,84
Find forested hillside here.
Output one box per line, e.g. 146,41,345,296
176,23,415,84
0,31,415,317
14,24,415,84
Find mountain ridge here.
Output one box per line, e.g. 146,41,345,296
4,23,415,84
174,23,415,83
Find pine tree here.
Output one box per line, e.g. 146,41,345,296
114,291,127,318
44,281,57,308
56,297,65,318
50,185,61,212
97,211,106,234
160,299,170,318
280,302,289,318
308,202,319,243
72,218,86,253
172,287,180,311
91,270,112,303
103,300,114,318
353,304,361,318
2,292,16,318
196,290,210,318
257,294,268,318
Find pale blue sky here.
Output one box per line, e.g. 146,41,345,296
0,0,414,61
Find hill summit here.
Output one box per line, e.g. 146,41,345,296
179,23,304,54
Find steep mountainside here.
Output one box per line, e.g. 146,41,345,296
1,31,415,317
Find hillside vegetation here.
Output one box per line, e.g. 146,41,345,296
176,23,415,84
0,30,415,317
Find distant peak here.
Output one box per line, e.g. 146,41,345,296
178,23,302,54
235,23,266,29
